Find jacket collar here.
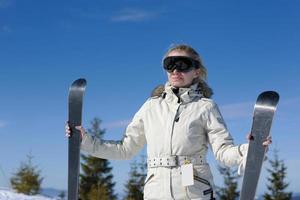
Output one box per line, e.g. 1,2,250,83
164,82,203,104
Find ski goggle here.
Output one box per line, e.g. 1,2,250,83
163,56,200,73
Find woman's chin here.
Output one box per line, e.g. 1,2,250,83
171,82,186,88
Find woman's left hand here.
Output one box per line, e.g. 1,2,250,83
262,135,272,147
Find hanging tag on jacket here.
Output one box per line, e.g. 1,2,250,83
181,163,194,186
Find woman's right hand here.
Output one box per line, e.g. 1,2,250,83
65,122,86,139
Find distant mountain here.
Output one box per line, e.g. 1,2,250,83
256,193,300,200
0,188,57,200
40,188,66,199
292,193,300,200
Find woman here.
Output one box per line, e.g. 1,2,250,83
66,44,271,200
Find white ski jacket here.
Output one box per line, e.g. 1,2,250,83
81,82,248,200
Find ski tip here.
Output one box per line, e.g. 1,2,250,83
256,91,280,107
70,78,87,88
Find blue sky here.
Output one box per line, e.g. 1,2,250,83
0,0,299,198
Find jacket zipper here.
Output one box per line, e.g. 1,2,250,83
170,104,181,155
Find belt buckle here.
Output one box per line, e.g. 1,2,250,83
171,155,178,166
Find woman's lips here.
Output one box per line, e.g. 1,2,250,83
171,76,183,81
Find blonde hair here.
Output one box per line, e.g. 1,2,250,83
163,44,213,98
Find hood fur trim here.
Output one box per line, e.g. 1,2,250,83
151,85,165,97
151,80,213,98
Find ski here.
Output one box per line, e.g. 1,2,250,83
68,78,87,200
240,91,279,200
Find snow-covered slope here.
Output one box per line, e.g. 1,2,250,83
0,188,58,200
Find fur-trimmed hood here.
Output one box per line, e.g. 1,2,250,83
151,80,213,99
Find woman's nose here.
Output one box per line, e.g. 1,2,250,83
172,69,179,74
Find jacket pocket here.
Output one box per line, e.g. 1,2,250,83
143,169,159,199
143,173,154,186
186,175,215,200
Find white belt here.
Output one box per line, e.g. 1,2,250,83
147,155,206,168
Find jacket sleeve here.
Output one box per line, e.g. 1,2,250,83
80,100,148,160
201,101,248,173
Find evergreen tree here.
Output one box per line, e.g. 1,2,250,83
216,165,239,200
87,184,110,200
79,118,117,200
10,153,43,195
123,156,147,200
263,148,292,200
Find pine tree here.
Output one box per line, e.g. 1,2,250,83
123,156,147,200
216,165,239,200
263,148,292,200
79,118,117,200
87,184,110,200
10,153,43,195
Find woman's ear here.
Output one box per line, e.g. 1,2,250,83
193,68,201,79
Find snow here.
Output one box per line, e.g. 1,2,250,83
0,188,58,200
